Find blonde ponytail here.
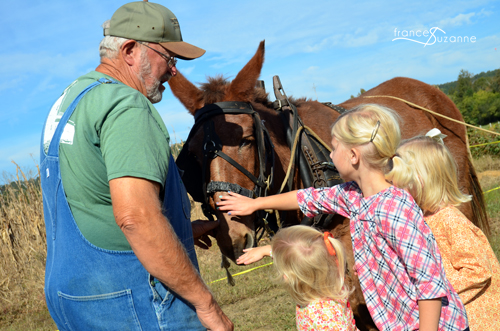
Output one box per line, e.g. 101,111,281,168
331,104,403,173
393,136,471,213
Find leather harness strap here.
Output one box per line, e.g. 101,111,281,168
272,75,344,228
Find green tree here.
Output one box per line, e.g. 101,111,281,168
461,90,500,125
491,70,500,94
350,88,366,99
453,69,474,102
473,76,490,92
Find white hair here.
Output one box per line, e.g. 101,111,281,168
99,20,130,59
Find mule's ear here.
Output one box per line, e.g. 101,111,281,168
226,40,265,102
168,71,204,115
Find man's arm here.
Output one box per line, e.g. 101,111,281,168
110,176,233,330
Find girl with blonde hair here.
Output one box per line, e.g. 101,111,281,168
268,225,358,330
218,104,469,331
393,130,500,330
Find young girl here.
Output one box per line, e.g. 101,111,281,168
392,129,500,330
217,104,469,331
265,225,359,330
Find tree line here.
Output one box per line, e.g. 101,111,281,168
438,68,500,126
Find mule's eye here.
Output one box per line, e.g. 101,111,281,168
240,137,253,148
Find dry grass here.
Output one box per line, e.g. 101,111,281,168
191,200,296,329
0,163,46,320
0,155,499,330
473,155,500,173
196,239,296,330
476,159,500,260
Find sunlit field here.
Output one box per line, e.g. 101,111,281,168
1,154,499,330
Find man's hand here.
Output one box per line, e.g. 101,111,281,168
195,297,234,331
192,219,219,249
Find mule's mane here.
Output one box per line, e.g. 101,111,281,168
200,74,275,108
199,75,229,105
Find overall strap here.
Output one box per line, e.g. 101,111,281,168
46,78,118,157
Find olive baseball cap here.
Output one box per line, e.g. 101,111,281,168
104,1,205,60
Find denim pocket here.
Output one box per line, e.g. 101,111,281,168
149,277,204,331
58,289,142,331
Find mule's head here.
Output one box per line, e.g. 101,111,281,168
169,41,267,262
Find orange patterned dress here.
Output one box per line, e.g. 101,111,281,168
425,206,500,331
296,298,359,331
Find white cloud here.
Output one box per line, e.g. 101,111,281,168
0,50,96,77
305,66,320,73
477,8,494,17
438,12,476,28
181,66,195,76
344,30,380,47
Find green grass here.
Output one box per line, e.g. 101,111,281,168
196,239,296,330
483,180,500,260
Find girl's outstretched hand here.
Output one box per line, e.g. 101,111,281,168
216,192,258,216
236,245,272,265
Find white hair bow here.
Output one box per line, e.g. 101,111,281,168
425,128,447,145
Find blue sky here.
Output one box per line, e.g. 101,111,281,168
0,0,499,181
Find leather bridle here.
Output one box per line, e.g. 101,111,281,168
178,101,275,233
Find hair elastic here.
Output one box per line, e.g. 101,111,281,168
369,120,381,142
425,128,447,145
323,232,336,256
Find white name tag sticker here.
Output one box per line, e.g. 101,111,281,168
60,121,75,145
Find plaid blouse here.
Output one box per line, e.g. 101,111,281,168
297,182,468,331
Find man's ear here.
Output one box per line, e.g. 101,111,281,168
120,40,140,66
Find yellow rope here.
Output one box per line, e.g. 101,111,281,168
208,262,274,284
362,95,500,136
484,186,500,194
279,126,304,194
469,140,500,148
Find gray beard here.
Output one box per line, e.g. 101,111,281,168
138,51,169,104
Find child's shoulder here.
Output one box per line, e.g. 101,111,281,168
378,186,418,207
370,186,423,222
316,181,362,198
427,206,472,227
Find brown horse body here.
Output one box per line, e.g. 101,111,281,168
169,41,488,331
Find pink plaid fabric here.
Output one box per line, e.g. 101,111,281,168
297,182,468,331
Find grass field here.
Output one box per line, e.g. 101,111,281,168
0,157,499,331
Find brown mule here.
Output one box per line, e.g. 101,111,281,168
169,40,488,331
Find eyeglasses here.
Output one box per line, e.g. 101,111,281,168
138,42,177,68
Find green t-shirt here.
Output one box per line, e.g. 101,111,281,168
43,71,171,251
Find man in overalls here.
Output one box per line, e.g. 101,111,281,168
40,1,233,330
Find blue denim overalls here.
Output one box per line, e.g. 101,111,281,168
40,78,205,331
